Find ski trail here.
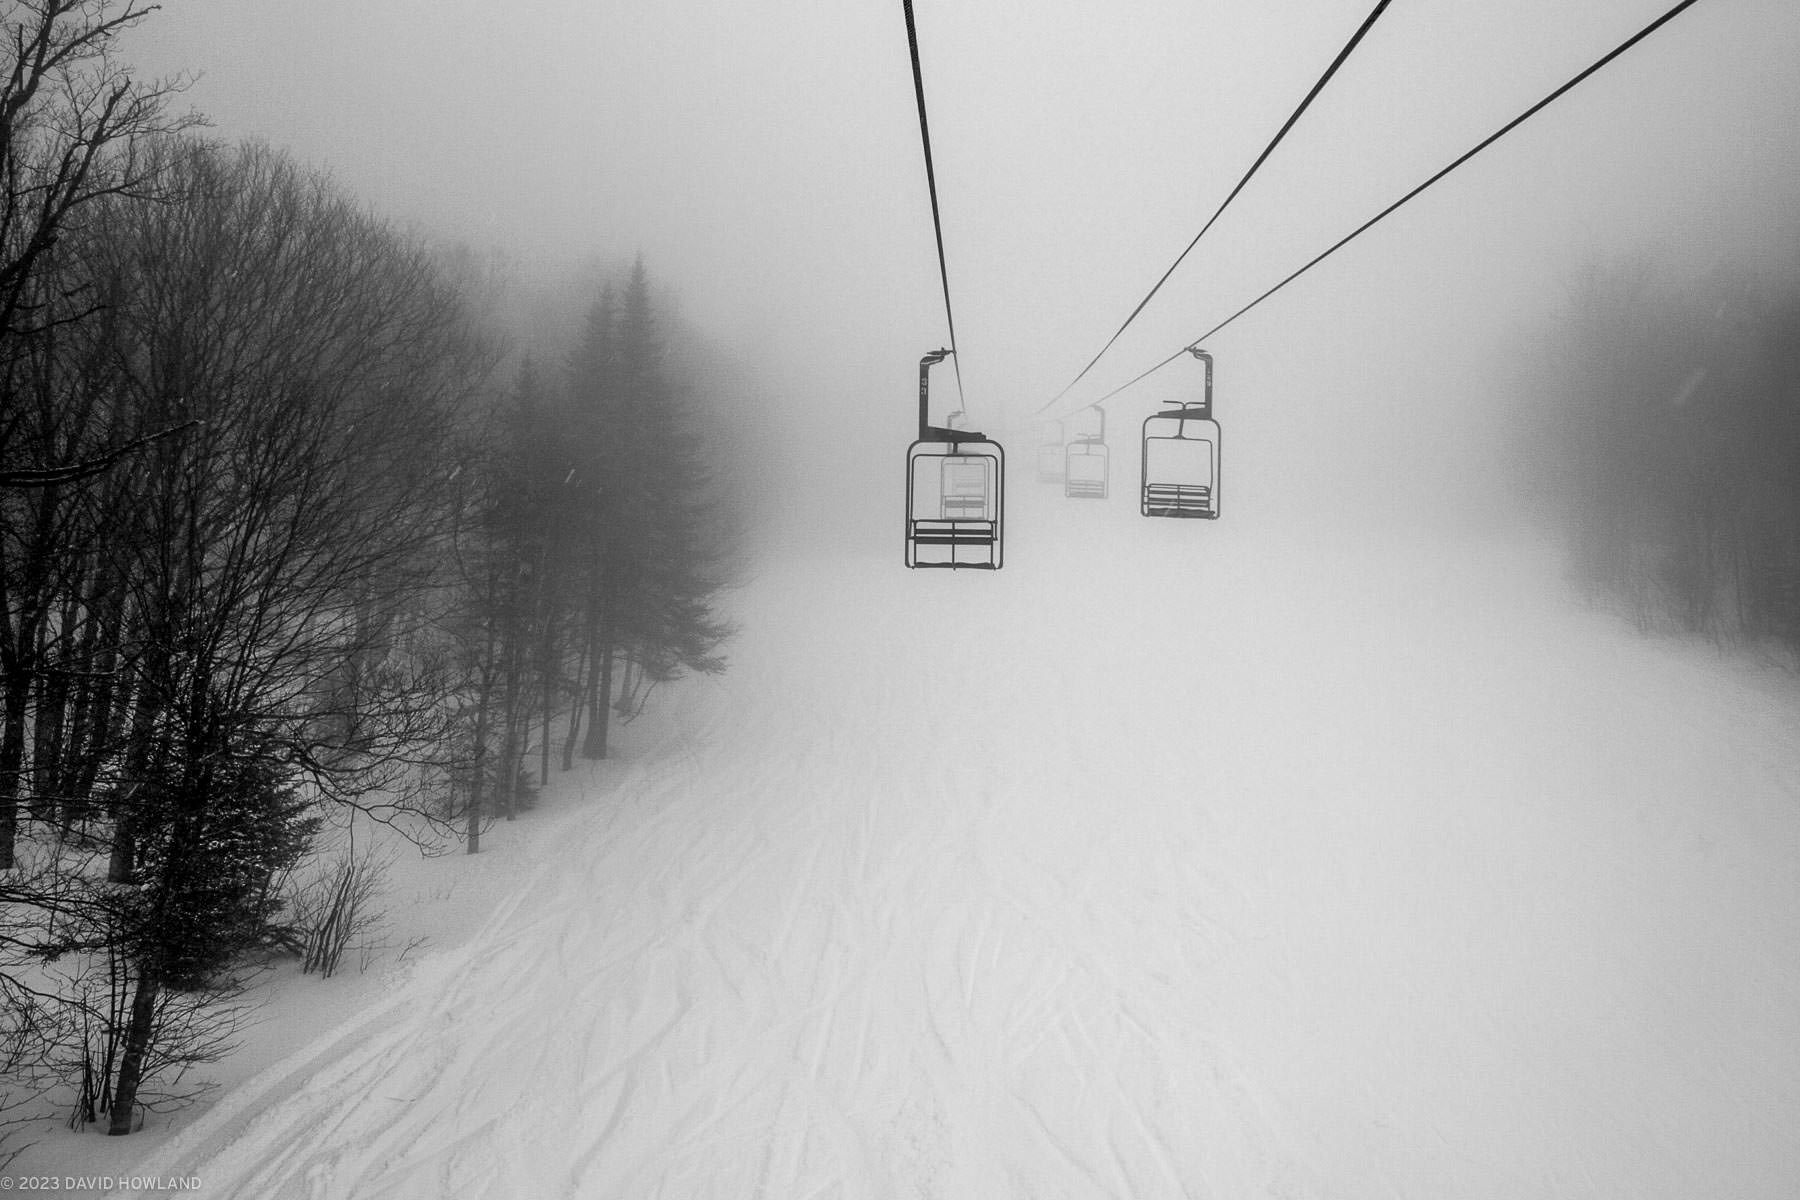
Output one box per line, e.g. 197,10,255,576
114,491,1800,1199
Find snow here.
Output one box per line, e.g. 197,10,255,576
15,481,1800,1198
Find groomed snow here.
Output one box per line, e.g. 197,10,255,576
19,481,1800,1198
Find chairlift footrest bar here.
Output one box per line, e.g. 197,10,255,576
1141,483,1216,518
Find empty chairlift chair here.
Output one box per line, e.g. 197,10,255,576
1141,347,1221,519
906,349,1005,569
1063,405,1108,500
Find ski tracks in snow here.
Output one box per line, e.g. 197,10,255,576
124,545,1290,1198
119,500,1800,1198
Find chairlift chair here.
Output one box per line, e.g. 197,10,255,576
906,350,1005,569
1141,348,1221,519
1063,405,1108,500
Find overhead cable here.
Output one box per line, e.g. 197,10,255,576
1085,0,1708,411
902,0,966,408
1039,0,1393,415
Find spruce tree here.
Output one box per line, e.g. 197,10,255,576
563,260,733,762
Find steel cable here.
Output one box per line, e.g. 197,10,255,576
1086,0,1708,411
902,0,967,409
1039,0,1393,415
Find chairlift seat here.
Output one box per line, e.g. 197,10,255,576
908,519,997,545
1142,482,1214,517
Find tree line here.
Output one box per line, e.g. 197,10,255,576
1520,247,1800,648
0,2,734,1141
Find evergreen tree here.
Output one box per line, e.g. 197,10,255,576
563,260,733,762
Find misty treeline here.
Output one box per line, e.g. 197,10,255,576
0,2,734,1142
1522,249,1800,648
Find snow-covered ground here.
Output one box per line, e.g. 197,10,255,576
16,479,1800,1198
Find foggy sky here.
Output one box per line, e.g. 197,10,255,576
124,0,1800,543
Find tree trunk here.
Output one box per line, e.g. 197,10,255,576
62,584,121,827
498,657,520,821
31,663,68,824
497,570,528,819
106,968,160,1135
109,689,166,883
539,675,553,785
561,632,588,773
537,603,558,786
0,481,58,866
31,589,78,823
0,681,28,869
583,635,614,761
579,591,606,760
466,694,487,854
614,651,634,719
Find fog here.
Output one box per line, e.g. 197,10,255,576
126,0,1800,551
13,6,1800,1191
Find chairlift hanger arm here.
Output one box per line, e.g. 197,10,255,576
918,348,980,443
1078,403,1106,442
918,347,949,433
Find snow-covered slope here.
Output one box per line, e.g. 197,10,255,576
85,484,1800,1197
